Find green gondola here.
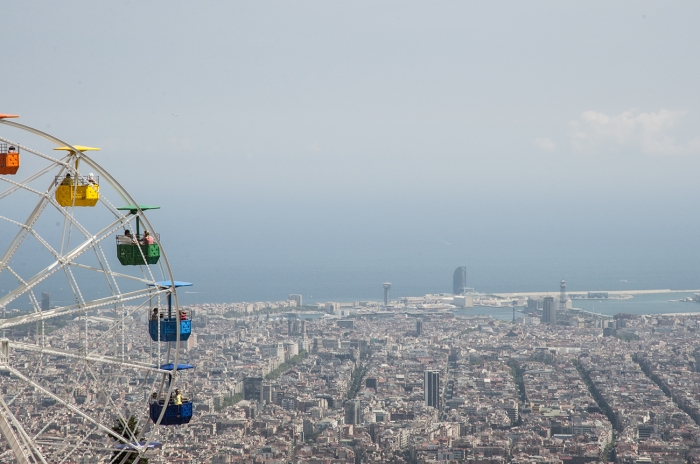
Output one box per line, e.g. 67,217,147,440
116,205,161,266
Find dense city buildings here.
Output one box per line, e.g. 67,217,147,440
288,294,303,307
3,295,700,462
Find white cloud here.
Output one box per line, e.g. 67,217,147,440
568,108,700,155
533,137,556,152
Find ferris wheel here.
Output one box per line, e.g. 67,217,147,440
0,114,195,463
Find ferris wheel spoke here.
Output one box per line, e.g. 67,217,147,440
0,154,71,201
31,407,73,459
87,300,154,354
0,215,63,263
0,195,52,278
0,286,166,330
13,356,107,457
36,436,135,462
4,267,42,314
0,175,50,199
48,429,133,463
67,262,153,286
51,425,99,464
82,363,141,445
96,188,128,221
55,206,126,252
8,341,172,375
91,243,122,299
50,201,106,247
138,259,158,291
0,394,47,464
5,364,130,445
32,420,59,444
0,135,71,168
0,197,105,267
0,215,139,310
63,266,85,308
56,203,124,250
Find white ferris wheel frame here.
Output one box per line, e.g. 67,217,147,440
0,119,189,464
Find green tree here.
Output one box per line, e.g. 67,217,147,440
110,415,148,464
265,350,308,380
347,363,367,399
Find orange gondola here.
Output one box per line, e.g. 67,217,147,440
0,114,20,175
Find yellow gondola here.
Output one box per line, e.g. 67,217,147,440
54,146,100,207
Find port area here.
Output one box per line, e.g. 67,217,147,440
492,289,700,299
470,289,700,309
457,289,700,322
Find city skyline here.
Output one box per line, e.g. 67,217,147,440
3,1,700,462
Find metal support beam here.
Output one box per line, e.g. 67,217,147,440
0,394,46,464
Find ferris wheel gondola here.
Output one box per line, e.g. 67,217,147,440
116,205,162,266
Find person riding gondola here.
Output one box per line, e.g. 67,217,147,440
117,230,135,245
140,230,154,245
61,173,73,186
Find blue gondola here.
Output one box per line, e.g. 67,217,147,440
149,401,193,426
147,281,193,342
149,318,191,342
149,364,194,426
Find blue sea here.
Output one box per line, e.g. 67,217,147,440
158,180,700,310
172,245,700,310
14,188,700,315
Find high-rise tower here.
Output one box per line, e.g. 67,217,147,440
424,370,440,409
41,292,51,311
542,296,557,326
243,377,264,404
344,399,361,425
453,267,467,295
559,280,567,311
383,283,391,305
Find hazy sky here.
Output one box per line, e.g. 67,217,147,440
4,2,700,301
